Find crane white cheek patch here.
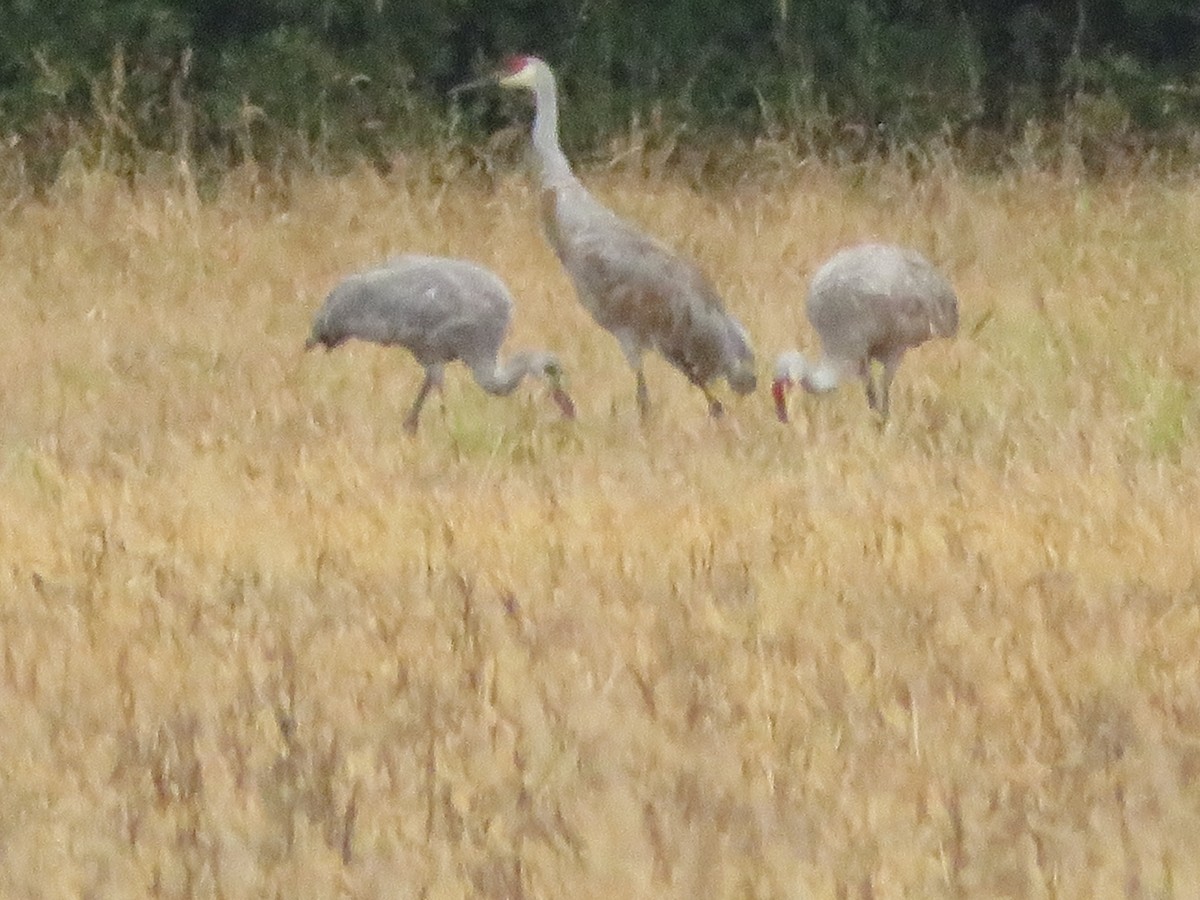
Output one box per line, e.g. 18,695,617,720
805,362,842,393
499,66,537,89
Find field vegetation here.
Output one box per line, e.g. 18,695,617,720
0,142,1198,896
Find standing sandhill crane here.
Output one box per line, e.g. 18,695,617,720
454,55,756,419
772,243,958,421
306,254,576,433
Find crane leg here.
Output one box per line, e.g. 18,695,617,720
861,360,881,413
403,366,443,434
876,382,891,419
701,384,724,418
617,337,650,420
877,372,893,421
877,353,903,421
635,368,651,420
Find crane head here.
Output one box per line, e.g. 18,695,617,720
728,362,757,396
723,318,757,395
449,55,544,96
497,55,542,90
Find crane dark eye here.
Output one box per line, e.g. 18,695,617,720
543,361,561,377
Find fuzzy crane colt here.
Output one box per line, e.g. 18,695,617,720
456,55,756,419
306,255,576,433
772,244,959,421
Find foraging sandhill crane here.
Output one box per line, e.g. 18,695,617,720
772,243,958,421
306,254,576,433
454,55,756,419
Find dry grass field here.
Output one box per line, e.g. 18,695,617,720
0,146,1198,898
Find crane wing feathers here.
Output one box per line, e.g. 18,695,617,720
565,230,747,384
567,222,726,321
543,184,752,386
807,244,959,358
311,258,511,363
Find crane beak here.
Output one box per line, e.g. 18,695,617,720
541,364,575,419
771,378,791,423
448,74,497,96
549,386,576,420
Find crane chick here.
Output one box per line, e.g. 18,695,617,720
307,255,576,433
455,55,756,419
772,243,958,422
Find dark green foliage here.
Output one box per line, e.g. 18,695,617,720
0,0,1197,175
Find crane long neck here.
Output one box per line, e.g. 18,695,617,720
530,71,575,189
471,352,535,396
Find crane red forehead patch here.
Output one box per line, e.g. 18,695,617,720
501,54,532,75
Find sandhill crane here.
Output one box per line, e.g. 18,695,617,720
772,243,958,421
306,254,576,433
454,55,756,419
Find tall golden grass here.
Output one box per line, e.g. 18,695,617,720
0,148,1198,897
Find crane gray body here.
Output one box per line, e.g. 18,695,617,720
772,243,958,421
485,56,756,418
542,181,756,414
307,254,575,432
